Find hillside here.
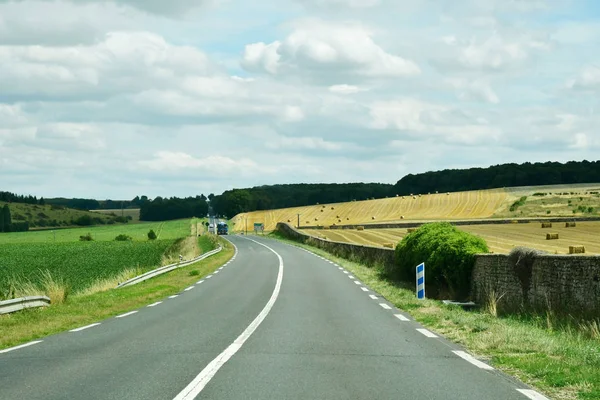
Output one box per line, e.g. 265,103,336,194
230,183,600,232
0,201,129,229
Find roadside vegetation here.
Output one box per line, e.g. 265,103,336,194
0,237,233,351
269,230,600,400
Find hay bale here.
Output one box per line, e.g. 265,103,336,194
407,228,417,233
546,233,559,240
511,220,519,224
321,209,324,212
371,216,376,220
287,219,291,223
566,222,576,228
447,192,450,195
331,207,335,210
336,215,340,219
357,226,365,231
315,217,319,221
400,216,405,219
323,226,330,230
383,243,394,249
346,217,349,220
412,196,416,199
396,194,399,197
541,222,552,228
322,205,326,208
338,219,342,223
569,245,585,254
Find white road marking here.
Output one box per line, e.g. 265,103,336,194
219,267,224,270
379,303,392,310
148,302,163,308
343,271,349,274
214,271,220,274
453,351,494,370
348,276,355,279
517,389,550,400
173,237,284,400
329,261,334,264
0,341,43,354
361,287,369,292
70,323,101,333
354,281,361,285
206,275,213,279
417,329,438,338
116,311,139,319
197,280,205,284
169,295,179,299
184,286,195,291
369,295,378,300
338,267,343,270
395,314,410,321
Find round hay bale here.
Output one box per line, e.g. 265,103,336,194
372,216,376,220
400,216,405,219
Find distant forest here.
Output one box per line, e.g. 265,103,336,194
3,160,600,222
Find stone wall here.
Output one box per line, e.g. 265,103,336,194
473,253,600,316
277,222,395,269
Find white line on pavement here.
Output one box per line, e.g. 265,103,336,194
517,389,550,400
379,303,392,310
148,302,163,308
395,314,410,321
206,276,213,279
348,276,355,279
343,271,349,274
0,341,43,354
197,280,205,284
214,271,220,274
354,281,362,285
369,295,378,300
70,323,101,333
338,267,343,270
361,287,369,292
116,311,139,319
453,351,494,370
169,295,179,299
173,237,284,400
417,329,438,338
184,286,195,291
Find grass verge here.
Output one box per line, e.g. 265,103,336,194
0,237,234,351
268,232,600,400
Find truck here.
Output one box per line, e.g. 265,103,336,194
216,222,228,235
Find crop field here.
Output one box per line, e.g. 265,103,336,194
231,188,510,231
304,221,600,255
0,201,121,228
0,219,190,244
0,240,176,298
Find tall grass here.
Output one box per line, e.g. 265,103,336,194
6,270,70,304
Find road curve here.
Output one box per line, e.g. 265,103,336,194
0,236,543,400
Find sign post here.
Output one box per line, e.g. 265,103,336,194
254,223,264,234
416,263,425,300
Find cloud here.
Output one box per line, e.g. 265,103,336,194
446,78,500,103
138,152,269,176
567,65,600,91
297,0,381,9
328,84,365,94
266,136,343,151
241,19,420,83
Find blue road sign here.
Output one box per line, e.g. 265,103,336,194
416,263,425,300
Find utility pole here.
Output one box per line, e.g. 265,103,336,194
297,213,300,229
245,217,248,236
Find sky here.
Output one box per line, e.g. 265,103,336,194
1,0,599,200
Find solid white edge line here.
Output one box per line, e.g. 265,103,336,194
0,340,43,354
453,351,494,370
379,303,392,310
70,323,101,333
417,329,438,338
369,295,378,300
173,237,284,400
148,302,163,308
517,389,550,400
184,286,195,291
116,311,139,319
361,287,369,292
395,314,410,321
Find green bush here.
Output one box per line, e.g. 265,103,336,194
147,229,157,241
114,234,133,241
79,233,94,241
391,222,489,300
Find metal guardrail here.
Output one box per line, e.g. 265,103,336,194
116,246,223,288
0,296,51,315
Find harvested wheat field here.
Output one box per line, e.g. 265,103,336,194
304,221,600,255
231,188,510,232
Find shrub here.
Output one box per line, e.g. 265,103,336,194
74,215,93,226
147,229,157,240
510,196,527,212
114,234,133,241
188,270,200,276
79,233,94,241
391,222,489,300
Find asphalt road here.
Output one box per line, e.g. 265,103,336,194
0,236,546,400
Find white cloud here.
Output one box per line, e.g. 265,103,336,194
298,0,381,9
567,65,600,90
241,19,420,83
266,136,343,151
328,84,365,94
139,152,267,176
447,78,500,104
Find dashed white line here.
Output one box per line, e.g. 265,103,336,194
348,276,355,279
417,329,438,338
197,280,205,284
354,281,361,285
369,295,378,300
517,389,550,400
116,311,139,319
395,314,410,321
184,286,195,291
70,323,101,333
0,341,43,354
453,351,494,370
343,271,349,275
206,275,213,279
214,271,220,274
169,295,179,299
361,287,369,292
148,302,163,308
379,303,392,310
338,267,343,270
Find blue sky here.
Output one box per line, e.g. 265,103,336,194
0,0,599,199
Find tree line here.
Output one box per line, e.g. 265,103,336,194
139,196,209,221
0,205,29,233
0,191,45,206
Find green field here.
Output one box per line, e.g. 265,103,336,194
0,219,191,244
0,219,200,299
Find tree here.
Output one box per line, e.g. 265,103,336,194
0,207,4,233
2,205,11,233
148,229,157,240
39,197,46,206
